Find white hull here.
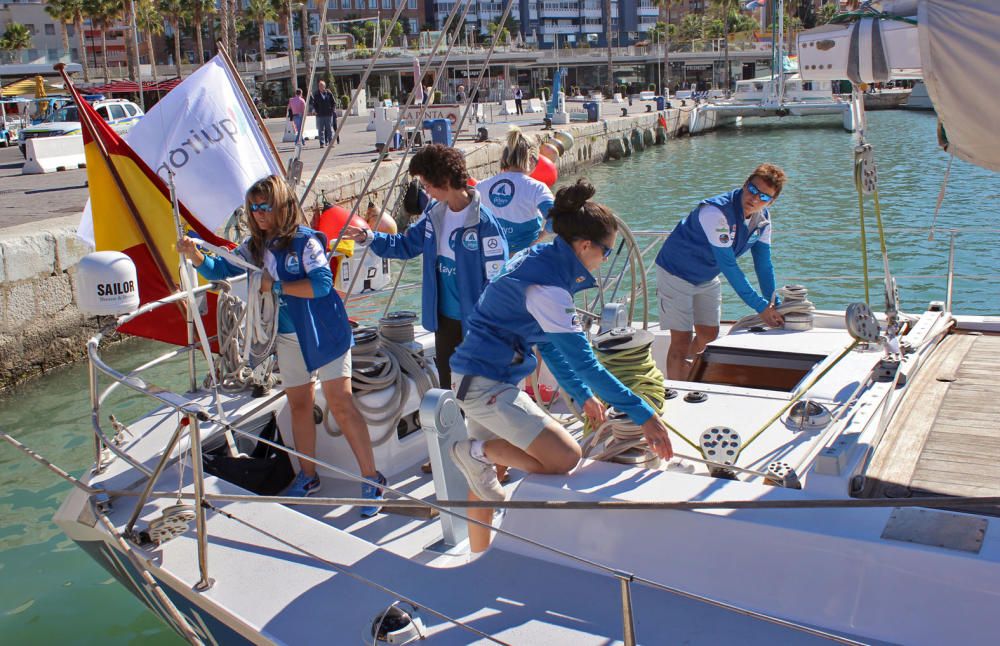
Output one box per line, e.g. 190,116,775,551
54,312,1000,644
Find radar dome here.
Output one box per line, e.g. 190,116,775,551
76,251,139,316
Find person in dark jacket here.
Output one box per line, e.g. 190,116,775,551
309,80,338,146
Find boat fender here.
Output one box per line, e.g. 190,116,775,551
530,153,558,187
539,141,560,162
552,130,574,151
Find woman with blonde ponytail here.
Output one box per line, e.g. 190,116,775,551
475,125,555,253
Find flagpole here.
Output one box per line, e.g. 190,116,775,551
215,42,286,176
54,62,176,290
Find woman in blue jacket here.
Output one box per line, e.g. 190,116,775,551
654,163,787,379
178,175,385,514
447,180,674,548
345,143,508,390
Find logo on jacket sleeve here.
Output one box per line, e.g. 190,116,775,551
485,260,504,279
482,235,503,257
284,252,301,274
462,230,479,251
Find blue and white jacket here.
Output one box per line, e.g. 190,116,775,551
365,190,509,331
451,237,656,425
654,188,776,313
195,225,353,372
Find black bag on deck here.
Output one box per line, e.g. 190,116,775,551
203,414,294,495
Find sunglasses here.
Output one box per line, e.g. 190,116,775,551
745,182,775,203
249,202,273,213
592,240,614,259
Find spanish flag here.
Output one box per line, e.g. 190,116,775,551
59,65,232,347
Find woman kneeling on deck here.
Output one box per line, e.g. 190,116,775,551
448,180,675,550
177,175,385,514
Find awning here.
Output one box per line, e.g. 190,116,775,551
1,76,66,97
83,78,183,95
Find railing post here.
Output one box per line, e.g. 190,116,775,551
946,229,956,312
617,570,637,646
420,388,470,550
188,413,214,591
89,355,104,474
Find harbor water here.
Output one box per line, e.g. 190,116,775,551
1,110,997,643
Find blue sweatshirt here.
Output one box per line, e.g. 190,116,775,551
451,237,656,425
654,188,776,313
365,189,509,331
195,226,351,371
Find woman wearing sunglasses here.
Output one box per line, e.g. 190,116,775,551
654,163,786,380
447,179,675,551
177,175,385,513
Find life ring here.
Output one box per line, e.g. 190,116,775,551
530,154,558,188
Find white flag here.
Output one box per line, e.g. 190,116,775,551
78,55,282,244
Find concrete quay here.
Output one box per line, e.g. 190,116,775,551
0,98,717,390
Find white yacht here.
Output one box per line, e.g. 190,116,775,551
4,2,999,644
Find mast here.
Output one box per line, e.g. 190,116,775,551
777,0,784,105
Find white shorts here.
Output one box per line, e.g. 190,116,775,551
276,333,352,388
657,266,722,331
452,373,550,450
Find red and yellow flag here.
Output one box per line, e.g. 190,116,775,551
64,68,232,346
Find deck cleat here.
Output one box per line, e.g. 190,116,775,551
765,461,802,489
700,426,741,479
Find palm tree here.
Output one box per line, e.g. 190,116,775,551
603,0,613,94
158,0,187,79
711,0,741,94
245,0,275,82
0,23,32,64
83,0,124,82
269,0,296,93
135,0,162,82
184,0,216,65
44,0,73,63
655,0,673,92
61,0,92,81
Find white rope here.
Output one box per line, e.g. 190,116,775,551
729,284,816,333
927,153,954,241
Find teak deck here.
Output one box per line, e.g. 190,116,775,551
862,331,1000,510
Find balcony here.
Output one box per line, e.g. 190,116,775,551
539,7,578,18
539,24,579,35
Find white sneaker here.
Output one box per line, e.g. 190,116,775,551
450,440,506,502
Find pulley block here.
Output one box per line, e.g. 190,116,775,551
765,461,802,489
147,504,196,545
700,426,741,479
845,302,880,343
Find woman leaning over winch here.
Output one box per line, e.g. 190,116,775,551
447,179,675,551
177,175,385,514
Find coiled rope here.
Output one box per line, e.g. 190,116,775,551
324,312,438,446
579,331,700,462
205,259,279,392
729,284,816,333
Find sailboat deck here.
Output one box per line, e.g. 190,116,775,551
863,332,1000,507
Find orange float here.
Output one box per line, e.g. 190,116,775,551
530,153,558,188
315,205,369,280
467,176,478,187
539,142,560,163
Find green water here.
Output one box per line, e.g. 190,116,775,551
1,110,997,644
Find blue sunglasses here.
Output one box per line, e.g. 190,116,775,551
746,182,775,203
593,240,614,259
249,202,273,212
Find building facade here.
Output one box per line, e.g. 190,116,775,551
0,0,79,65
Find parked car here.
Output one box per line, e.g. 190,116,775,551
17,97,144,157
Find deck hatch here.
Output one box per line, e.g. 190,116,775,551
881,507,987,554
690,347,827,392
